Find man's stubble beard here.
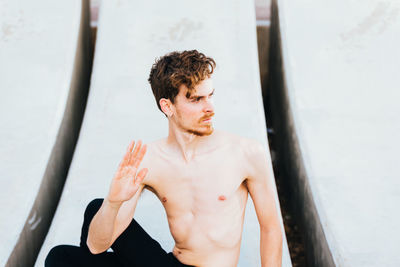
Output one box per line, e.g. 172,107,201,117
182,112,215,137
187,125,214,136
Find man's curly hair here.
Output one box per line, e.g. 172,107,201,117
148,50,216,113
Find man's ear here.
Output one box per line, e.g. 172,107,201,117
159,98,173,117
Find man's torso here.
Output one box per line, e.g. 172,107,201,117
139,131,253,266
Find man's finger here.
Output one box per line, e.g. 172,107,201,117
119,140,135,170
128,140,142,165
133,144,147,169
134,168,148,186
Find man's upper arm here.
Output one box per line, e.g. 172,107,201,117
244,140,281,231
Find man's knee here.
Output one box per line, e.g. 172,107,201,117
84,198,104,221
45,245,71,267
80,198,104,248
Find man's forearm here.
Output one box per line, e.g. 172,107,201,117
87,199,122,254
260,227,283,267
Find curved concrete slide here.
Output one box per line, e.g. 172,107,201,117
269,0,400,266
36,0,292,266
0,0,91,266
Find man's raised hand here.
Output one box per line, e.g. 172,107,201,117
107,140,148,205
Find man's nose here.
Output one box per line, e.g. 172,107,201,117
203,98,214,113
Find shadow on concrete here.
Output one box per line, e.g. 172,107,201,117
262,0,335,266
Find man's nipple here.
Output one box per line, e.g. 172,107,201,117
218,195,226,201
162,197,167,203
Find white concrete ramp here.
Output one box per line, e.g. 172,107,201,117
37,0,292,266
0,0,90,266
273,0,400,266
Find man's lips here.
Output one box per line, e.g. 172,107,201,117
200,113,214,122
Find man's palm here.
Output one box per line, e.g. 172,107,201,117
108,140,148,204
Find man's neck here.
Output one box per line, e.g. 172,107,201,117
166,125,217,163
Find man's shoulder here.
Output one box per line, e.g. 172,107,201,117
139,138,167,185
216,131,267,178
143,138,170,159
216,130,263,151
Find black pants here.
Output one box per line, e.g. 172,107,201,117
45,199,192,267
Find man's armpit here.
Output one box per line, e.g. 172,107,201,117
143,184,157,195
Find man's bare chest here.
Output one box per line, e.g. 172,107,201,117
145,154,248,214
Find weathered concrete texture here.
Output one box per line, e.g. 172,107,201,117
36,0,291,266
0,0,91,266
268,0,400,266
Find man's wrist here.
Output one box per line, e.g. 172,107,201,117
105,197,123,209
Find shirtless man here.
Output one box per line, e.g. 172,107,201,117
45,50,282,267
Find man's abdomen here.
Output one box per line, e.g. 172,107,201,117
168,205,246,266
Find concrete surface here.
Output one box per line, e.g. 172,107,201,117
0,0,91,266
36,0,291,266
268,0,400,266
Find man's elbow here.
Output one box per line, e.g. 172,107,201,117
261,225,283,244
86,238,109,255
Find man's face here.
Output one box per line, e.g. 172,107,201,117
171,77,215,136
